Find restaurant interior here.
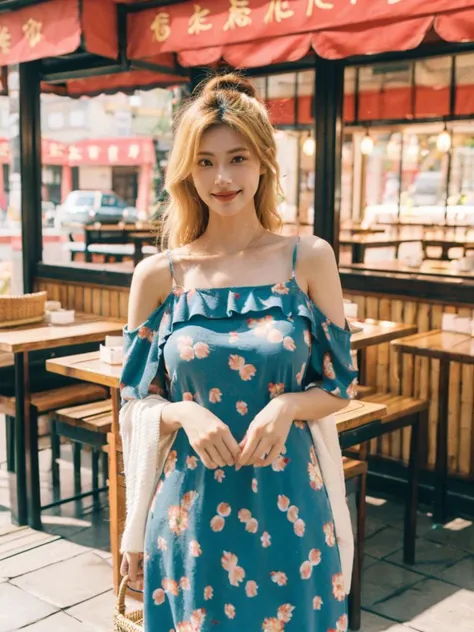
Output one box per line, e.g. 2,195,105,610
0,1,473,629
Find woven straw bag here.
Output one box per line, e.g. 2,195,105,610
114,575,144,632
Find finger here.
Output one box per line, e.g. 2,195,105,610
251,439,273,465
256,444,282,468
223,431,241,462
120,555,129,577
128,554,138,582
197,448,216,470
239,434,261,466
216,438,235,466
206,444,225,468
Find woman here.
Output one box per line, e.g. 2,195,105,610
119,74,358,632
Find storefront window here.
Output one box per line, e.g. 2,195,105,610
267,72,297,127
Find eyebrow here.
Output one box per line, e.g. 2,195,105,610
197,147,250,156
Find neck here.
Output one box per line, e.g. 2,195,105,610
199,206,265,255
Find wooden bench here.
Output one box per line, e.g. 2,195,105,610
344,457,368,631
355,384,376,398
1,383,108,474
51,399,113,507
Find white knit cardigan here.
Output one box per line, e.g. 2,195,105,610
119,396,354,595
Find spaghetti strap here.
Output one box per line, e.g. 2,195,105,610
165,249,176,285
291,236,300,278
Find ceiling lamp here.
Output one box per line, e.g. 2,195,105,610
436,126,451,153
360,130,374,155
302,133,315,157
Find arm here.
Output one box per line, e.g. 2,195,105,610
280,237,349,420
126,253,181,436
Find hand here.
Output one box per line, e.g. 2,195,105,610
178,401,241,469
120,552,144,590
238,395,295,467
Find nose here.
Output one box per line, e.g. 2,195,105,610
214,168,232,186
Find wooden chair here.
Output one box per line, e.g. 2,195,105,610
358,392,429,565
344,457,368,631
51,399,113,507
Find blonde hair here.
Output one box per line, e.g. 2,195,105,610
160,73,283,249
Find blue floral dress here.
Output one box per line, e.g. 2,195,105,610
120,239,358,632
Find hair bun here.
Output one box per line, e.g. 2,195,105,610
202,74,257,99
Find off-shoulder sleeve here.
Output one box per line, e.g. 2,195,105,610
303,300,358,399
119,302,172,403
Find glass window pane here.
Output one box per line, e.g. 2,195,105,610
252,77,267,101
344,67,356,122
267,72,297,126
415,56,451,118
455,53,474,115
359,61,413,120
448,124,474,219
297,70,314,125
399,126,448,223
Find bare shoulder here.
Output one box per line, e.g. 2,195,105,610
297,235,345,327
127,252,173,329
297,235,337,277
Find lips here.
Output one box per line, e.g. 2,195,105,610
212,190,241,202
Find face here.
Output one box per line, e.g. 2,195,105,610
190,125,264,216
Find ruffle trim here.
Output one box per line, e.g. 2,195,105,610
120,279,354,401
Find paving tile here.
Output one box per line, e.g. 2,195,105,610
363,553,380,571
11,552,112,609
16,611,95,632
67,589,142,632
438,555,474,591
385,537,466,576
0,582,58,632
366,497,434,537
0,528,59,561
362,560,425,607
424,517,474,554
365,526,404,559
371,578,473,631
359,610,418,631
1,538,89,579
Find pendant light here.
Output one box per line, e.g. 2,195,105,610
436,124,451,153
360,129,374,156
302,132,315,157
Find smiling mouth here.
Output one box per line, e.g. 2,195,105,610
212,191,241,201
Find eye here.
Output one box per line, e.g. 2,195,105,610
197,158,212,167
231,155,246,163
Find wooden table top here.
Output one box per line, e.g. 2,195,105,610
84,223,155,232
391,330,474,364
46,351,123,388
350,319,418,350
339,235,421,246
423,237,474,248
0,313,125,353
46,351,388,434
348,260,474,279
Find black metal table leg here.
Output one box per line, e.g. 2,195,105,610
434,358,450,524
13,352,42,529
12,353,28,525
403,412,425,564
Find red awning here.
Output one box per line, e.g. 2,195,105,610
0,0,120,65
127,0,474,65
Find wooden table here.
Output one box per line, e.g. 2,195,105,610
339,235,421,264
350,318,418,351
0,314,124,528
348,260,474,280
392,330,474,523
422,235,474,261
46,351,388,592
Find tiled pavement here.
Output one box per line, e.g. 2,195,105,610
0,419,473,630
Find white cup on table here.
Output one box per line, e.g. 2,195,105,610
455,317,471,335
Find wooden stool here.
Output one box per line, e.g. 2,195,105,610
51,399,112,509
344,457,368,631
